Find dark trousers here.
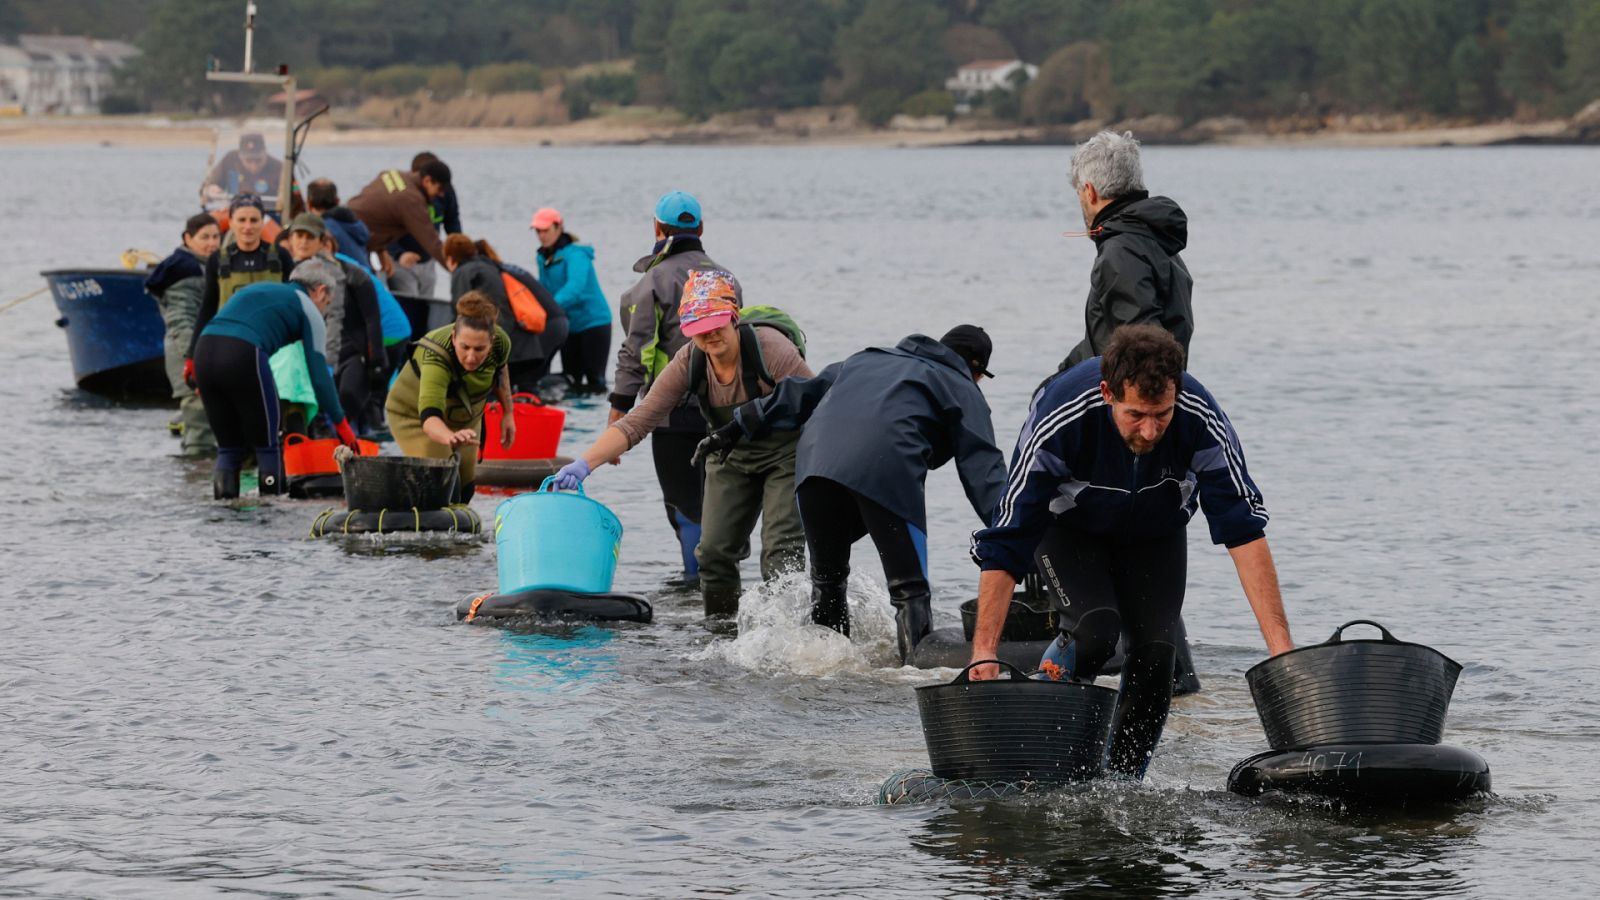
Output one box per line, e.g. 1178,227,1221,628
1034,523,1188,679
560,324,611,390
795,478,926,587
194,334,281,479
335,355,370,434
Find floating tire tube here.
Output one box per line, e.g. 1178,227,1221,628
877,768,1057,805
904,627,1203,697
310,505,483,537
456,588,653,624
1228,743,1491,802
474,456,573,488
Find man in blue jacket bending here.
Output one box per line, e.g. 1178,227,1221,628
968,324,1294,779
697,325,1007,662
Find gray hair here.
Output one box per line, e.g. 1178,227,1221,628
1068,130,1145,199
288,255,342,294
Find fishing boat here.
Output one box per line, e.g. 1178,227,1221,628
40,2,316,400
42,267,169,398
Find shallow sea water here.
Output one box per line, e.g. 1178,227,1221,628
0,141,1597,897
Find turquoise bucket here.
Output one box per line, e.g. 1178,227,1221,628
494,477,624,594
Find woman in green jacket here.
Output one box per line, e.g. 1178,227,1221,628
385,291,515,503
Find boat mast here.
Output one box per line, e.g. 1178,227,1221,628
205,1,295,218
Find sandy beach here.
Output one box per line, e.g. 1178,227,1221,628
0,109,1587,150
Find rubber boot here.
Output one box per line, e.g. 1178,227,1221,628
1171,617,1202,696
255,447,284,496
212,468,240,500
457,480,476,505
1105,640,1178,780
810,575,849,637
703,584,742,619
888,577,932,664
673,510,702,584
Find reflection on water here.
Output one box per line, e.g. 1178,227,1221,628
909,787,1489,897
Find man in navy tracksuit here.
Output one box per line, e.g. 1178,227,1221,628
968,324,1294,779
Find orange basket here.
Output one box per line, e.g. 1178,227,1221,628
283,432,380,477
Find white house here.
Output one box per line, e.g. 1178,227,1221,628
0,35,139,114
945,59,1039,101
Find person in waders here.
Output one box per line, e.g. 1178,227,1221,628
695,325,1006,662
146,213,221,456
968,325,1294,780
384,291,515,505
553,271,810,616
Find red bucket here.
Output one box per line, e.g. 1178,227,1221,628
481,393,565,460
283,433,380,477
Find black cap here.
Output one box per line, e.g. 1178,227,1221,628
939,324,995,378
239,132,266,153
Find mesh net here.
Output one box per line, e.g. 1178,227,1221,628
876,768,1044,805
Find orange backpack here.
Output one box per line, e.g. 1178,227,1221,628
502,271,546,333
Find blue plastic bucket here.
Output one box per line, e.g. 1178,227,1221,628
494,477,623,594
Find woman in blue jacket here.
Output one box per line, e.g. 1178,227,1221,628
531,207,611,393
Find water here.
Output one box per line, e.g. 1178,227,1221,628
1,141,1597,897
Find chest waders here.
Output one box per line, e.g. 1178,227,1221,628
686,326,806,616
217,246,283,308
409,335,495,428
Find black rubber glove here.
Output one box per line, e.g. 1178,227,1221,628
691,421,744,468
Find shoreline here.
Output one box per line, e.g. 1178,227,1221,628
1,113,1591,149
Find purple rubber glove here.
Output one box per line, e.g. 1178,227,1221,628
551,458,591,491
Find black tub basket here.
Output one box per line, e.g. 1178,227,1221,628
959,594,1057,642
340,454,459,511
916,660,1117,783
1246,619,1462,749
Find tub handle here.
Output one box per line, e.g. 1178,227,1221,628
537,475,586,496
948,658,1028,683
1326,619,1399,644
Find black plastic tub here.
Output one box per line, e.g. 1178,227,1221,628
959,594,1056,642
1247,620,1462,748
916,660,1117,783
340,454,459,511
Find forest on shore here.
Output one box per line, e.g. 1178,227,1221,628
6,0,1598,127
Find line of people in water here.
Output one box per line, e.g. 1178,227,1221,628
161,130,1294,781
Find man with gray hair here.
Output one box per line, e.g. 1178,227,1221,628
1058,130,1194,372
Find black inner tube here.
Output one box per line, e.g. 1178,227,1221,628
457,588,653,624
1228,743,1491,802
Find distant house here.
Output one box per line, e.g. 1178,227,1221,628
0,35,139,114
945,59,1039,103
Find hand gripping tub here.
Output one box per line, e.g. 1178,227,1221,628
494,476,623,594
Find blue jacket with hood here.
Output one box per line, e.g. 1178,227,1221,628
736,334,1006,531
535,237,611,334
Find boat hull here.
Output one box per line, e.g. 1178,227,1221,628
42,269,170,399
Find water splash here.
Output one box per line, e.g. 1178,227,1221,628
694,571,906,676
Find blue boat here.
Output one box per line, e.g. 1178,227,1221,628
41,268,171,399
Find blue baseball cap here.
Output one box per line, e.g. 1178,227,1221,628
654,191,702,229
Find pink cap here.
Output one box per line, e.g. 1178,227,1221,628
529,207,562,230
678,269,740,336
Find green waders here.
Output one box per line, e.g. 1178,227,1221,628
695,406,806,617
156,283,215,456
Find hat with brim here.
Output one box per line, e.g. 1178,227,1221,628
287,212,326,237
530,207,562,230
939,324,996,377
679,269,740,336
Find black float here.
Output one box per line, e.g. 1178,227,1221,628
1228,619,1490,803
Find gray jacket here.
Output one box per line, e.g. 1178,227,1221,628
610,236,741,414
737,335,1006,531
1062,193,1194,370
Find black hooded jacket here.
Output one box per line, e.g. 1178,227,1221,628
1061,191,1194,370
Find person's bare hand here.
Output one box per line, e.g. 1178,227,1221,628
967,660,1002,681
398,251,422,267
500,418,516,449
448,428,478,447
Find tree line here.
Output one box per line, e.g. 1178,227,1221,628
9,0,1598,124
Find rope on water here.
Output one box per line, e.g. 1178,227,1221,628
0,286,48,315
